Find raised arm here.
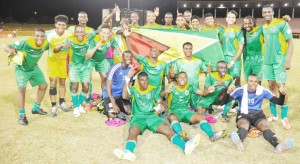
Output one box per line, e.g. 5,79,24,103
122,67,135,100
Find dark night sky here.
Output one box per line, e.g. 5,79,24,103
0,0,178,28
1,0,299,28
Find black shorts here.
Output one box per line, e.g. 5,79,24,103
236,110,266,129
103,96,131,116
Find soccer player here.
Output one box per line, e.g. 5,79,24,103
174,15,189,30
262,4,294,130
201,13,223,39
161,71,228,142
67,11,95,111
60,25,91,117
143,11,161,28
3,29,49,125
183,10,192,26
102,51,133,119
191,15,201,31
198,61,235,121
223,74,293,153
168,42,211,113
86,24,122,95
129,12,140,28
113,71,201,161
162,12,175,29
46,15,73,116
219,10,244,112
242,16,264,84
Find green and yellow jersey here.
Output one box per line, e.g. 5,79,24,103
162,25,175,29
143,23,161,28
244,26,264,61
129,84,161,115
262,18,293,64
67,35,90,64
136,55,167,88
68,25,95,37
167,84,198,111
46,29,72,60
129,24,141,28
11,37,49,71
204,72,233,98
88,35,118,61
220,25,244,57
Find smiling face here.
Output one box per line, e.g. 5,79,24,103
100,27,111,41
243,18,254,32
247,75,259,92
78,13,88,26
130,12,139,24
55,21,67,35
191,18,200,29
147,12,156,23
176,72,188,86
34,31,45,47
74,26,85,41
204,16,215,27
176,16,186,28
183,44,193,58
262,7,274,22
122,52,132,66
217,62,227,77
138,75,149,90
226,12,236,25
164,13,173,25
150,47,159,59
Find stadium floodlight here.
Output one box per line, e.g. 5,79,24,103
183,4,187,8
208,4,211,8
245,4,248,7
196,4,200,8
298,3,300,6
271,4,274,7
232,4,236,7
219,4,225,8
257,4,261,7
284,3,288,7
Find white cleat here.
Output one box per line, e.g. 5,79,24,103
113,149,136,161
73,107,81,117
59,102,69,112
231,132,245,152
78,105,86,113
267,116,278,122
184,134,200,155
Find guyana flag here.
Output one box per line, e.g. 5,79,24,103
126,27,224,70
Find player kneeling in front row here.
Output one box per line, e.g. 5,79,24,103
161,71,228,142
114,71,201,161
223,73,293,153
3,29,49,125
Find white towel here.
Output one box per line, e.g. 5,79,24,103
241,84,264,114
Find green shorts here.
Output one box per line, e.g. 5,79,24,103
199,95,217,109
263,56,288,83
190,93,201,109
225,56,241,78
15,66,46,88
244,58,263,81
69,61,91,83
89,58,113,73
130,113,165,134
170,109,196,123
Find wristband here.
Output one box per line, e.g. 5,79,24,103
125,76,130,84
230,61,235,65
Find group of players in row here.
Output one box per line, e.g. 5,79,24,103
3,4,294,161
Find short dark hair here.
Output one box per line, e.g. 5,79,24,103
54,15,69,24
204,13,213,18
263,4,274,11
75,25,85,31
227,10,238,17
244,15,256,26
249,73,258,77
191,15,200,21
165,12,173,17
138,72,148,79
78,11,87,15
177,71,187,77
99,23,111,30
183,42,192,48
217,60,227,65
122,50,132,56
35,28,45,33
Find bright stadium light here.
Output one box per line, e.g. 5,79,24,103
257,4,261,7
196,4,200,8
271,4,274,7
298,3,300,6
183,4,187,8
232,4,236,7
245,4,248,7
284,3,288,7
208,4,211,8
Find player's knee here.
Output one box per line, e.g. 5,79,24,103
39,83,48,90
49,87,57,95
237,127,248,141
129,126,140,135
168,114,178,122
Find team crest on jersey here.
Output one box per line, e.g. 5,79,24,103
145,93,151,99
156,65,161,70
271,27,277,33
184,90,189,96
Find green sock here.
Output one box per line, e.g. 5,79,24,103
270,102,277,117
281,105,288,119
223,101,232,115
171,134,185,151
171,121,182,134
32,102,40,111
19,109,25,116
71,92,79,108
125,140,136,153
79,92,87,105
200,120,214,137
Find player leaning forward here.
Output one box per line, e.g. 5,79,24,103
3,29,49,125
113,71,201,161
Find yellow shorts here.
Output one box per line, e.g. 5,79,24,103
47,57,68,78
